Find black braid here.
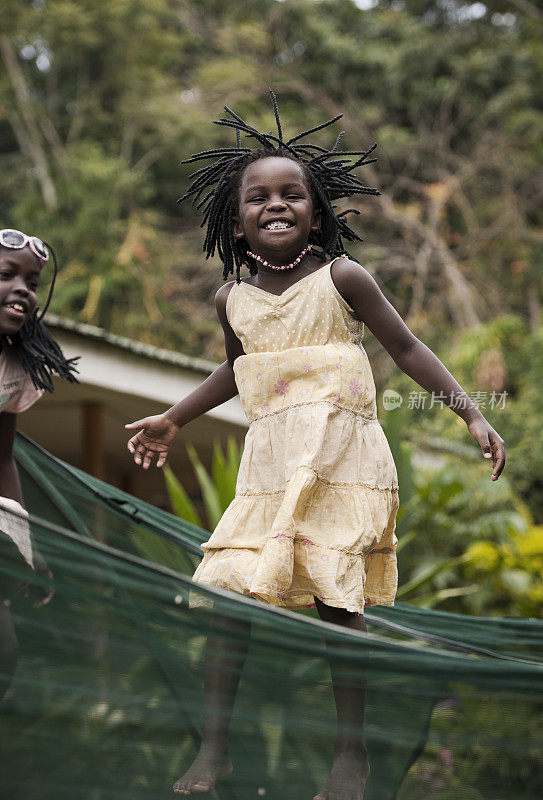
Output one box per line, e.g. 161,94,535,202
178,89,380,283
4,241,79,391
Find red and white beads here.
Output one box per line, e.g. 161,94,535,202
247,244,312,271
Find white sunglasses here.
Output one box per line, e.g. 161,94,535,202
0,229,49,263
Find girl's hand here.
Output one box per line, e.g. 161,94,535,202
466,418,506,481
125,414,180,469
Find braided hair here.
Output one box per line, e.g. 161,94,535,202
4,242,79,392
178,90,380,282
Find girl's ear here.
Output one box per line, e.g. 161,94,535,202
233,216,245,240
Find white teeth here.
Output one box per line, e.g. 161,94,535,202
265,221,291,230
6,304,25,312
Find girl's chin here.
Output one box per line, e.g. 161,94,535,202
250,237,308,256
0,309,30,334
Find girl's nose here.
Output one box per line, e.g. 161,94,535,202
13,280,29,296
266,195,287,210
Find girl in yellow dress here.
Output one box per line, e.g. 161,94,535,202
126,94,505,799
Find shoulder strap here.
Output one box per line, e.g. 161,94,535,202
327,257,365,338
225,281,238,326
328,254,348,269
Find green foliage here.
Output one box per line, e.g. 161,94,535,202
1,0,541,358
400,691,543,799
186,443,223,530
395,460,531,613
383,314,543,523
212,436,241,511
164,438,243,531
382,405,538,615
130,525,199,576
465,524,543,617
2,0,541,609
162,464,201,527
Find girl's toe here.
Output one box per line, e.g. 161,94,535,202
192,782,212,794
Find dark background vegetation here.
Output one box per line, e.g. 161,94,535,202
1,0,542,617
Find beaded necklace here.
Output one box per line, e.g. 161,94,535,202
246,244,312,271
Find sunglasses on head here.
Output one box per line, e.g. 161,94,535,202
0,229,49,264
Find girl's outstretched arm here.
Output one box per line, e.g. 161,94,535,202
331,259,506,481
126,283,245,469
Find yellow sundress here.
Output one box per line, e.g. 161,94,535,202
192,258,399,613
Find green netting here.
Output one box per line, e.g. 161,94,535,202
0,433,541,800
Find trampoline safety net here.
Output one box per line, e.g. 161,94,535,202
0,432,541,800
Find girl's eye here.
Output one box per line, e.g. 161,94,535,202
0,270,13,280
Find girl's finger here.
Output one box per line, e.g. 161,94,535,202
156,451,167,468
134,443,147,466
491,440,506,481
142,450,155,470
125,418,149,430
127,431,146,450
127,434,140,453
481,437,492,459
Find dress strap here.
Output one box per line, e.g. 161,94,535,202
329,254,349,269
225,280,238,328
327,256,365,338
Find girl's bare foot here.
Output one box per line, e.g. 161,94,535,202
313,747,370,800
173,745,233,795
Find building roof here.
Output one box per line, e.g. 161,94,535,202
45,314,218,376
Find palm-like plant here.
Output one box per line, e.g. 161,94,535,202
163,438,243,532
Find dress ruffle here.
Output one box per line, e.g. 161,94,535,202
192,473,398,611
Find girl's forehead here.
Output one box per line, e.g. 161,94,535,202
240,157,308,189
0,245,41,273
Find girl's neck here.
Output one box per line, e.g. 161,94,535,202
247,252,326,290
247,244,312,272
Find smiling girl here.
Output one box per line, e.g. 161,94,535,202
0,228,77,701
126,95,505,799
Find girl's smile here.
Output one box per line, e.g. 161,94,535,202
233,157,320,265
0,248,39,336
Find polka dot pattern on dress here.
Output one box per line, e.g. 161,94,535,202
226,261,364,355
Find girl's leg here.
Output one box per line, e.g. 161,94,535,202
313,598,369,800
174,611,251,795
0,601,18,703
